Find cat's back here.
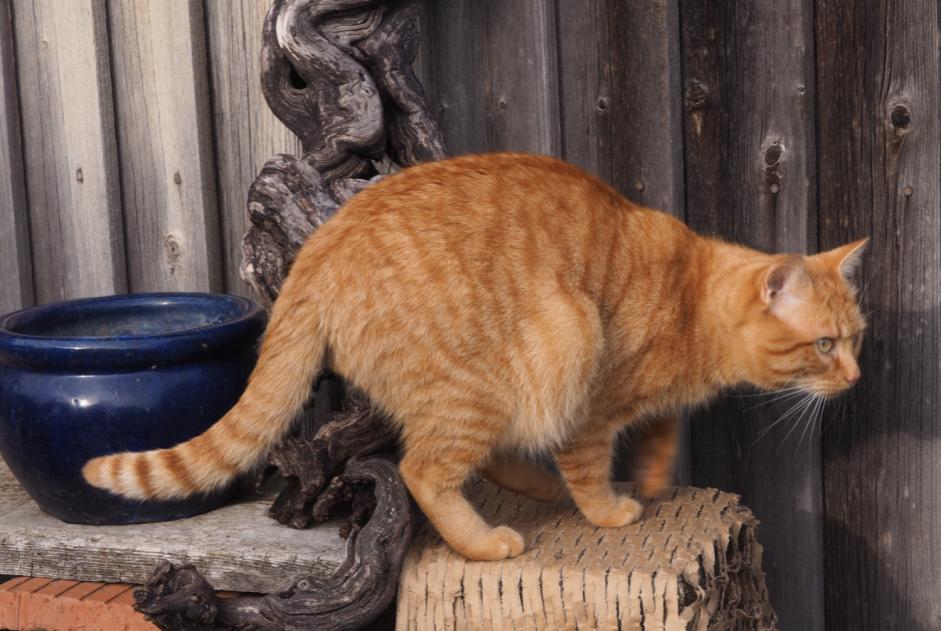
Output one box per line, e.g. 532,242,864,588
339,152,626,227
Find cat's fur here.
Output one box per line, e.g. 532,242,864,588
84,153,866,561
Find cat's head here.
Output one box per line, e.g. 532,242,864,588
739,239,868,396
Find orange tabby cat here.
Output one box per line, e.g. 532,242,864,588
83,153,866,561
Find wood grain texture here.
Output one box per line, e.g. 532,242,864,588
204,0,303,297
557,0,684,216
0,0,31,314
108,0,222,293
0,461,346,593
13,0,126,303
816,2,941,629
419,0,560,156
680,2,822,629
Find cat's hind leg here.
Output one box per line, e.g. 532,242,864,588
554,421,643,528
481,452,565,502
398,414,525,561
632,414,680,498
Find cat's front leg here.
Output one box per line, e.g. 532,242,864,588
554,422,642,528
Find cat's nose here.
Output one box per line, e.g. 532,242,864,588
844,370,860,385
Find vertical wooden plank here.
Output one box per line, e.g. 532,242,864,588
816,2,941,629
556,0,683,216
204,0,302,297
420,0,560,156
13,0,126,303
555,0,690,484
0,0,32,314
108,0,222,293
680,2,821,629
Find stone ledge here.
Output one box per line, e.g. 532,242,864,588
0,461,347,593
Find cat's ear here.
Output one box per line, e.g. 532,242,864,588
761,256,805,306
820,238,868,280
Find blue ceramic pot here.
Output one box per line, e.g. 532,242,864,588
0,292,266,525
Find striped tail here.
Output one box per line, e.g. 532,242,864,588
82,295,325,501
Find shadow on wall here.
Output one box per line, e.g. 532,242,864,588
823,516,928,631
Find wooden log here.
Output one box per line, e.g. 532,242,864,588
0,0,32,314
679,2,821,629
13,0,126,302
204,0,303,297
108,0,222,293
815,2,941,628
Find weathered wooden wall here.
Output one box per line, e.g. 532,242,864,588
0,0,297,306
0,1,936,629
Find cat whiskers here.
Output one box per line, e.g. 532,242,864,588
740,386,806,412
795,394,829,454
748,390,816,449
776,393,821,454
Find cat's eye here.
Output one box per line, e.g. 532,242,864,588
816,338,834,354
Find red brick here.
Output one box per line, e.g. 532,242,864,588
0,576,29,591
1,577,157,630
83,583,132,603
60,581,106,599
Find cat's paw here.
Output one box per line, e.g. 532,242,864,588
458,525,526,561
581,495,643,528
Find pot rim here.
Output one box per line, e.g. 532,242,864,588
0,292,267,370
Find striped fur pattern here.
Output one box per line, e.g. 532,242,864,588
83,153,866,561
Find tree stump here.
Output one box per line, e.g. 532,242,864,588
137,1,445,629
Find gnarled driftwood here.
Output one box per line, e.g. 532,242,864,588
139,0,445,628
136,457,412,631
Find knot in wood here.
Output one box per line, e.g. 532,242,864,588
889,104,912,135
686,80,707,110
596,96,609,113
761,140,786,191
164,234,183,274
75,167,83,183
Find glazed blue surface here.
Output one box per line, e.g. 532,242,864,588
0,293,266,525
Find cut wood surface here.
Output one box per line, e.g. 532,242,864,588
0,0,31,314
0,461,346,594
108,0,222,293
13,0,126,303
397,480,777,630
